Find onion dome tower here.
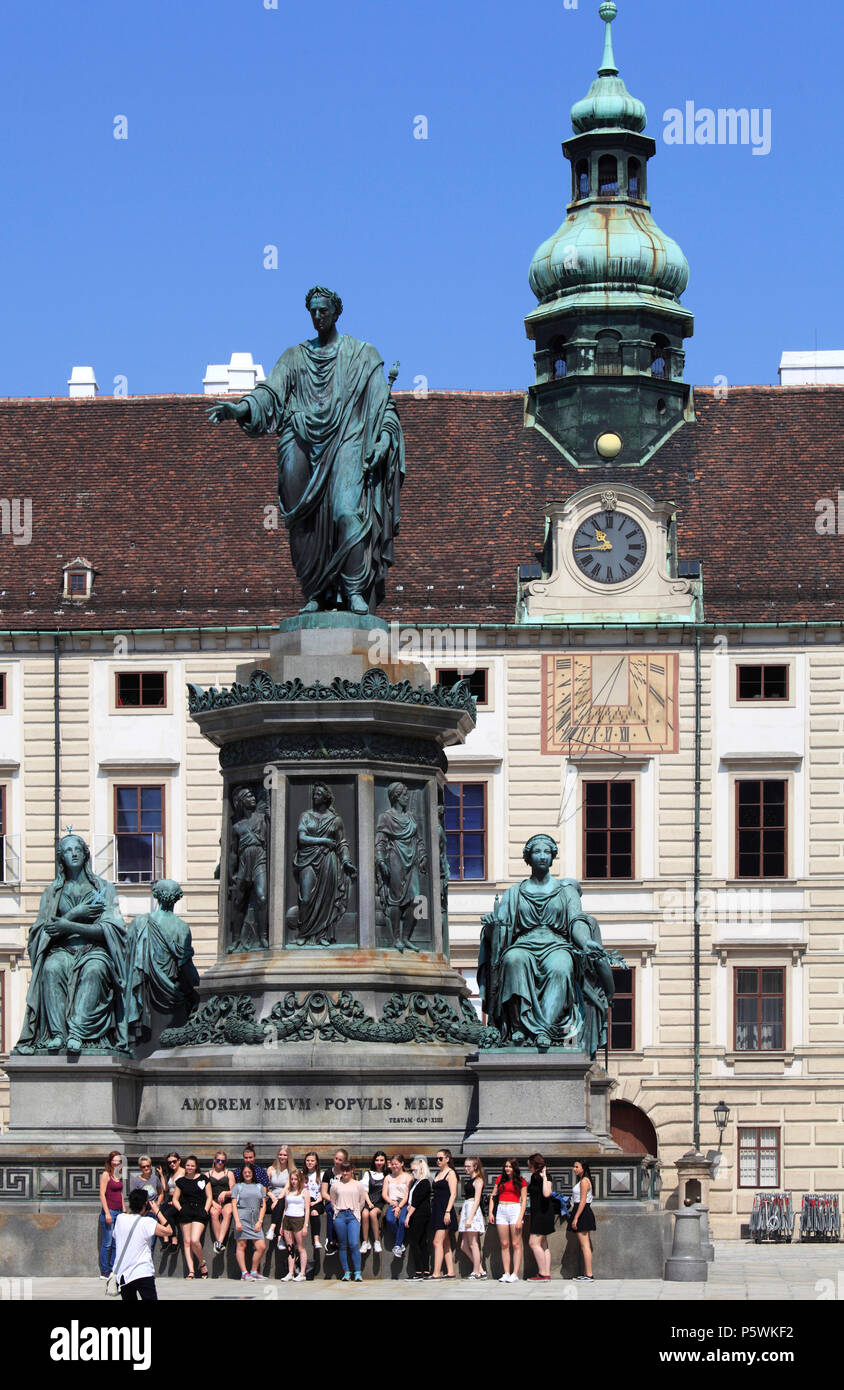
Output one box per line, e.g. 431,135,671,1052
525,2,694,468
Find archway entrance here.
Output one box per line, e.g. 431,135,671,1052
611,1100,658,1155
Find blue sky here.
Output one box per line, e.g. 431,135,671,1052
0,0,839,396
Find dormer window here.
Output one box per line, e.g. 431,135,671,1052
576,159,590,198
598,155,618,195
628,158,641,196
62,557,94,602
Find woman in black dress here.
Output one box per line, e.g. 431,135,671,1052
430,1147,458,1279
404,1156,432,1280
172,1154,212,1278
527,1152,554,1280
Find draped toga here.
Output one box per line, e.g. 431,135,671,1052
238,334,404,604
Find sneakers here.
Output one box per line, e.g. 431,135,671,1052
360,1241,370,1253
469,1271,488,1279
575,1274,595,1282
353,1272,362,1281
281,1272,294,1282
252,1272,267,1280
213,1240,223,1254
266,1225,275,1242
294,1273,306,1282
341,1272,351,1281
373,1240,382,1253
240,1271,253,1281
500,1272,518,1282
313,1237,322,1249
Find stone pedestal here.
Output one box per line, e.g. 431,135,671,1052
3,1053,142,1148
465,1052,620,1156
189,613,474,1017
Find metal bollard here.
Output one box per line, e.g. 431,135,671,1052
695,1203,715,1262
664,1208,708,1282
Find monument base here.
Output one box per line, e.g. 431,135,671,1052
0,1198,672,1280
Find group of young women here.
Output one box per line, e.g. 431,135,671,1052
98,1145,596,1282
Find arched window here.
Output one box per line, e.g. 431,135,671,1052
550,338,567,379
628,158,641,197
595,331,622,375
598,155,618,195
576,159,589,199
651,334,669,379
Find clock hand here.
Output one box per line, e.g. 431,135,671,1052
575,543,613,551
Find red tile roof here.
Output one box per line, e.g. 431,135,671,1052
0,385,841,629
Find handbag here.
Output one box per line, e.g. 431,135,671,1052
105,1214,145,1297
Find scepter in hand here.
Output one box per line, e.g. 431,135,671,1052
364,360,400,482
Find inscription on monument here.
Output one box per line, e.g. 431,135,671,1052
179,1091,447,1120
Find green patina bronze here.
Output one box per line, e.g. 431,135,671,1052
207,287,404,616
478,833,625,1056
126,879,200,1044
158,988,500,1050
524,2,694,469
13,834,131,1055
187,665,476,719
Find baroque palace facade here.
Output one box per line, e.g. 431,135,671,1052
1,7,842,1237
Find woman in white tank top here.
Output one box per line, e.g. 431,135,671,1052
280,1170,311,1281
570,1159,596,1281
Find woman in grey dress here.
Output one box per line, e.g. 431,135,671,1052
231,1163,267,1282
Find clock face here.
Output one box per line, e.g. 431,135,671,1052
572,510,646,585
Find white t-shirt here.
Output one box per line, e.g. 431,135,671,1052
113,1213,159,1285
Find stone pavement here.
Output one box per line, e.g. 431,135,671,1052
16,1242,844,1300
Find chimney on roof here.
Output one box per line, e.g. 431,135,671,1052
68,366,98,398
203,351,265,395
778,351,844,385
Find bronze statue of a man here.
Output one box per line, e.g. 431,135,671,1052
207,287,404,616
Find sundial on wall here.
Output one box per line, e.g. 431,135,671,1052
542,652,679,755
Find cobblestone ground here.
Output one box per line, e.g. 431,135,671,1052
15,1241,844,1300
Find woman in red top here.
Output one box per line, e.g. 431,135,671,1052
488,1158,527,1282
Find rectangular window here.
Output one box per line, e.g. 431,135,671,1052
583,781,634,879
444,782,487,881
738,1127,780,1188
114,785,165,883
736,665,789,702
609,966,635,1050
735,967,785,1051
67,571,88,595
736,779,787,878
435,668,488,705
115,672,167,708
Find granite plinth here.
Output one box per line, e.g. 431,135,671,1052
465,1051,620,1155
2,1053,142,1147
236,612,430,689
0,1199,672,1280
